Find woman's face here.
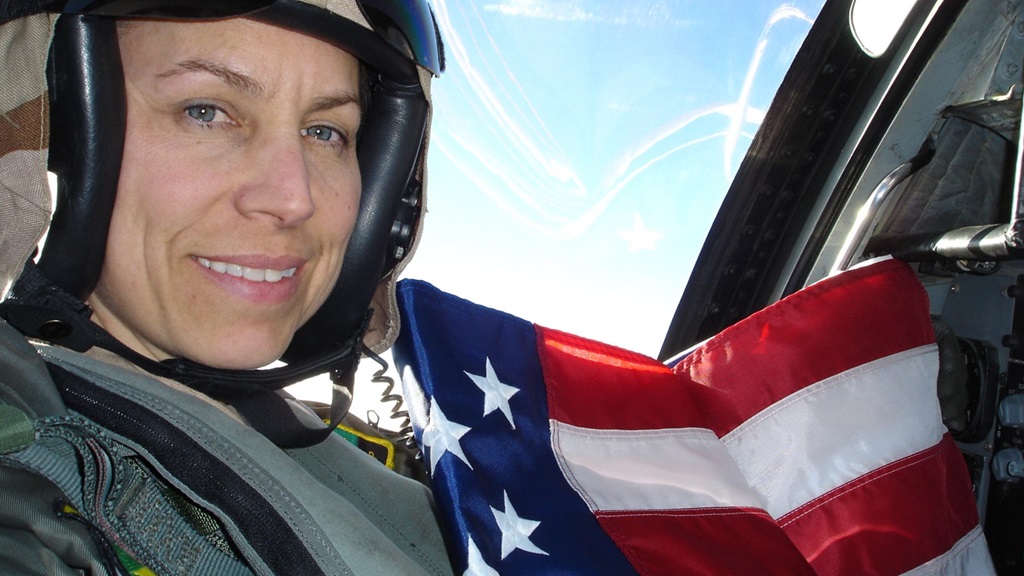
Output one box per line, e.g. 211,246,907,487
88,18,362,370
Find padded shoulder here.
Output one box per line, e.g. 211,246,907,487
0,320,66,419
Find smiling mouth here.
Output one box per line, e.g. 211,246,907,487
195,257,297,283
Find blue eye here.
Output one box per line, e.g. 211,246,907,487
309,126,332,140
303,126,340,142
185,104,219,123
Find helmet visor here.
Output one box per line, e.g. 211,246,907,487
358,0,442,75
45,0,443,75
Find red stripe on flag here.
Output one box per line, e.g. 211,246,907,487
778,435,979,576
674,259,936,436
596,508,816,576
538,326,707,430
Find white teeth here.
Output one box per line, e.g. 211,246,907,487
196,257,296,283
241,267,263,281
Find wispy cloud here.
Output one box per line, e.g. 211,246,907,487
434,0,815,240
483,1,695,27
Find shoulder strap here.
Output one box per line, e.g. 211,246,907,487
46,361,333,576
37,345,442,576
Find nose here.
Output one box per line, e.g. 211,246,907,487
235,133,316,227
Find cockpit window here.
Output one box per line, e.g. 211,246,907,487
406,0,826,357
850,0,919,57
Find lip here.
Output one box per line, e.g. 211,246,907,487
192,254,306,304
198,253,306,270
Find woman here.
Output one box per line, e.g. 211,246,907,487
0,1,452,574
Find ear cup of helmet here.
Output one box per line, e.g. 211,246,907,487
38,14,124,300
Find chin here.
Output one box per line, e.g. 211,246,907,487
183,338,290,371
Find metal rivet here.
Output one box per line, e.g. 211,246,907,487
38,319,72,340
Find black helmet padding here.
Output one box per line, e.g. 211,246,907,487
37,14,123,299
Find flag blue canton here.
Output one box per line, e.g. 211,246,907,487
393,279,638,575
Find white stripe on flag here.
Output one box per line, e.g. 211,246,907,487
722,345,945,519
551,422,767,512
899,525,995,576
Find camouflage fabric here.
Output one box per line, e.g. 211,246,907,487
0,14,55,303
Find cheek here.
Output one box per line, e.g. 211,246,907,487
305,175,361,304
107,168,167,262
116,131,220,234
314,160,362,246
105,142,214,302
320,189,361,275
105,154,153,270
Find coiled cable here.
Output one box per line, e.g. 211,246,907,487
361,346,420,460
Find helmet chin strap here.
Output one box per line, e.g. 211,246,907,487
1,260,368,448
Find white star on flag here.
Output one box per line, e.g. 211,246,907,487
463,536,499,576
465,357,520,428
421,397,473,472
618,213,663,252
491,491,548,560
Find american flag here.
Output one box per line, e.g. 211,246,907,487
393,258,994,575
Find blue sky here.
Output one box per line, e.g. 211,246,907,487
404,0,825,356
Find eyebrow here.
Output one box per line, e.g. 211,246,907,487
158,59,267,99
309,94,362,114
157,60,361,112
